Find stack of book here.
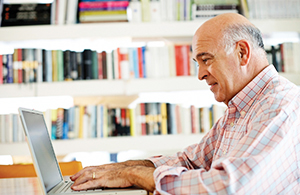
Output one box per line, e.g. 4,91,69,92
0,103,226,143
78,0,130,23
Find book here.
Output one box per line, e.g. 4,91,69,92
65,0,78,24
1,3,52,26
101,51,107,79
175,45,190,76
78,1,130,9
63,50,72,81
160,103,167,135
92,51,98,79
6,54,13,83
128,0,142,22
62,109,69,139
57,50,64,81
52,50,58,82
105,51,113,80
56,108,64,139
76,52,84,80
51,109,58,140
55,0,67,25
0,55,3,84
13,49,19,83
70,51,78,80
36,48,43,83
97,52,103,79
83,49,93,80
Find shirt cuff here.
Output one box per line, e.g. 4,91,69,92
152,165,187,195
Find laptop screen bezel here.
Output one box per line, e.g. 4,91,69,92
18,107,64,193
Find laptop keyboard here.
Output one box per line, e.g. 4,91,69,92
58,181,103,193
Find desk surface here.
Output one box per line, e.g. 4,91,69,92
0,177,42,195
0,177,149,195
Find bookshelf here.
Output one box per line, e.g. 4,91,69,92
0,19,300,158
0,19,300,42
0,134,204,156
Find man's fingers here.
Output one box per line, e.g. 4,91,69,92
71,179,102,191
70,166,95,181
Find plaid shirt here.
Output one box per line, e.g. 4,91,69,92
149,65,300,194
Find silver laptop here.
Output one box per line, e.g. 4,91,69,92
18,107,147,195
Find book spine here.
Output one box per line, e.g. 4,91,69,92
63,50,72,81
79,1,130,9
7,54,13,83
0,55,2,84
97,52,103,79
92,51,99,79
83,49,93,80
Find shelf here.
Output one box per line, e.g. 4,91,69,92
0,76,207,98
0,134,204,156
0,19,299,42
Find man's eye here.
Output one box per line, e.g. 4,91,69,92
202,59,209,64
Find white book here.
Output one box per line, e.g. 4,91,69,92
159,0,167,21
168,44,176,77
6,114,13,143
0,115,5,143
166,0,176,21
200,107,210,133
36,48,43,83
96,105,103,138
135,104,142,136
145,47,154,78
102,106,108,138
65,0,78,24
56,0,67,25
128,0,142,22
160,46,170,78
113,49,119,79
150,0,161,22
106,51,113,80
181,106,191,135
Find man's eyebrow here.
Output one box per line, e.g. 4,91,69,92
193,52,214,62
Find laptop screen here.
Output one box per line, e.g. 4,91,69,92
21,110,63,192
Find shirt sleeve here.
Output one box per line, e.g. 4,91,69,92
148,119,222,170
150,98,300,194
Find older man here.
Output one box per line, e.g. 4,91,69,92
71,13,300,194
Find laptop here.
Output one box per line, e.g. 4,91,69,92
18,107,147,195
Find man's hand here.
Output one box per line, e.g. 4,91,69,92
70,160,156,192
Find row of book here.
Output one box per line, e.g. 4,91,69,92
266,42,300,74
0,44,196,84
0,103,227,143
246,0,300,19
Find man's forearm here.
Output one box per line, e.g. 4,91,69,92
122,160,155,168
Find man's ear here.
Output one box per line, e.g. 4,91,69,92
236,40,251,66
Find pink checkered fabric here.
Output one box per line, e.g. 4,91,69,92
149,65,300,194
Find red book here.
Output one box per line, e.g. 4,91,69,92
79,1,129,9
175,45,190,76
140,103,146,135
137,47,143,78
116,48,122,79
121,108,126,127
97,52,103,79
17,49,23,83
0,55,3,84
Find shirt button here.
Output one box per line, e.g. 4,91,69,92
230,122,234,127
223,150,226,154
240,111,246,117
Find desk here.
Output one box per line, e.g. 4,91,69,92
0,177,42,195
0,177,149,195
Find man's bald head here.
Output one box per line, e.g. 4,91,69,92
193,13,265,56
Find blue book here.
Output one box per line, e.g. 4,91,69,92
132,48,139,78
6,54,13,83
141,46,146,78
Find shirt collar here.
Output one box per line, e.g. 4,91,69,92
228,65,278,115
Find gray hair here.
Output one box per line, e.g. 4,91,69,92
222,23,266,56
